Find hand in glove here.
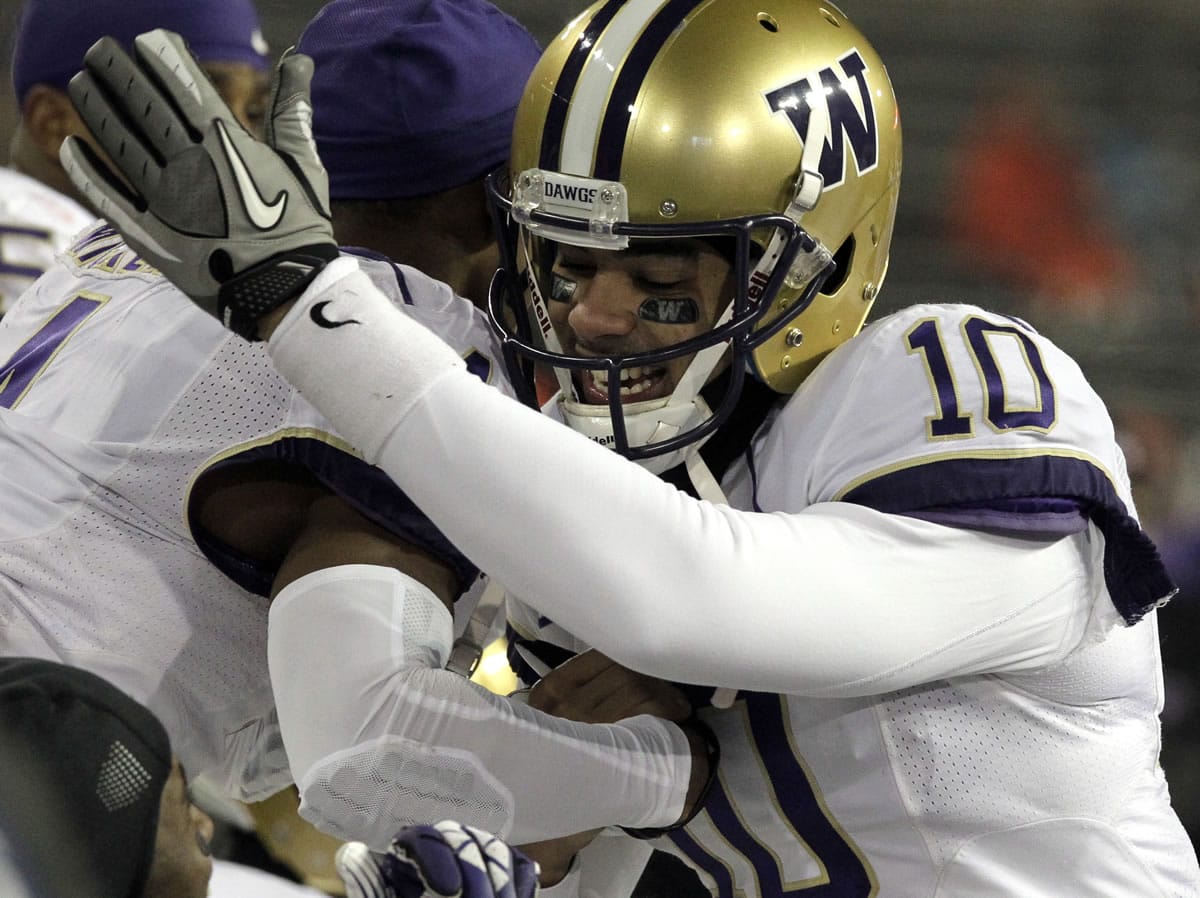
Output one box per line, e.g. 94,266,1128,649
60,29,338,340
336,821,541,898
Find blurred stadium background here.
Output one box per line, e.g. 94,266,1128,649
3,0,1198,846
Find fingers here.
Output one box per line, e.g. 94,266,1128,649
393,824,465,896
132,29,231,136
68,32,231,236
527,650,611,717
59,137,185,266
334,842,392,898
570,663,690,723
508,842,541,898
434,821,531,898
438,825,496,898
59,134,139,212
265,50,314,148
65,58,162,200
391,821,538,898
531,650,691,723
592,682,691,723
337,827,539,898
72,36,193,174
263,50,330,217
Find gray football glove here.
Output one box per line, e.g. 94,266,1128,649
60,29,338,340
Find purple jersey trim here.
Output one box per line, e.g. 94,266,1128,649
341,246,416,304
903,498,1088,536
840,454,1177,624
667,694,873,896
189,436,478,598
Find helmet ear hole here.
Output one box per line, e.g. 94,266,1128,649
818,236,855,297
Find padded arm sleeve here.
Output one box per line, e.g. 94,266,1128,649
268,566,691,848
267,266,1097,698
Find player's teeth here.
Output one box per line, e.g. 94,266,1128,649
593,366,657,395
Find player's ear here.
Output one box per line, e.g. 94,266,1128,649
20,85,87,162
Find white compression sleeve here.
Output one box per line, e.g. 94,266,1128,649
386,377,1096,697
268,256,467,460
267,270,1096,698
267,565,690,848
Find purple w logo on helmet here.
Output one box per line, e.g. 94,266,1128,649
765,49,879,190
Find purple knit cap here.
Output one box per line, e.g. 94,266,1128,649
297,0,542,200
11,0,268,104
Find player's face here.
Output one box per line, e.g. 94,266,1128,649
201,61,271,137
140,760,214,898
546,239,734,404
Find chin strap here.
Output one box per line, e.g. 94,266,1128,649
742,86,835,314
521,238,576,402
792,82,831,213
684,453,739,711
446,578,508,679
684,452,727,505
640,304,733,441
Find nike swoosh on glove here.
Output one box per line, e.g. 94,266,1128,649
60,29,338,340
336,821,541,898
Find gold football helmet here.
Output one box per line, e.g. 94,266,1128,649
487,0,901,470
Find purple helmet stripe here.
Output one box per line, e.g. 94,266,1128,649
593,0,708,181
539,0,631,172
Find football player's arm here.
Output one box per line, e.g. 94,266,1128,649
258,261,1099,699
262,494,705,850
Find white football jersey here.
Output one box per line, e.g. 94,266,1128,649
509,304,1197,896
0,224,507,799
0,168,95,315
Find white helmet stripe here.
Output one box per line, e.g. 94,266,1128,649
560,0,668,176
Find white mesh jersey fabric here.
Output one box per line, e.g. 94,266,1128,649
0,227,506,799
0,168,94,314
278,295,1199,893
644,617,1194,898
